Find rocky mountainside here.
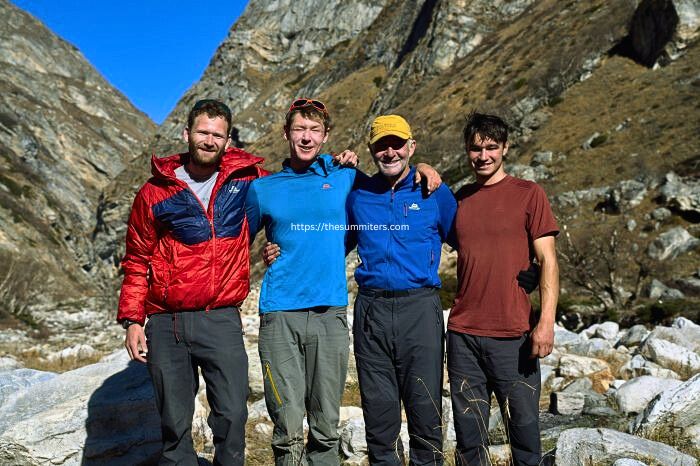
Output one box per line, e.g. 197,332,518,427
0,0,155,346
98,0,700,321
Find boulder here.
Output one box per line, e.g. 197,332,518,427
647,226,699,261
633,374,700,448
647,325,700,353
550,392,585,415
566,338,613,359
614,376,682,414
247,344,264,397
648,279,685,300
593,321,620,343
659,172,700,217
0,368,55,407
555,427,696,465
618,354,681,380
613,459,651,466
617,325,649,348
248,397,270,421
559,354,610,378
0,350,161,465
639,336,700,377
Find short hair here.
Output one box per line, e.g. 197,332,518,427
463,112,509,146
285,105,331,133
187,99,232,135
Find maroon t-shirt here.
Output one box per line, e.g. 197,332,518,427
448,175,559,337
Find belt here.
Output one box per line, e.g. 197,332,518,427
358,287,435,299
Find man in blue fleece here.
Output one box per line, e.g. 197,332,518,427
246,98,353,465
346,115,456,465
246,100,442,465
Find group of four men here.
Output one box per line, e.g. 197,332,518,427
117,97,559,466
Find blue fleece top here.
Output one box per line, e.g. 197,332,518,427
346,166,457,290
246,154,356,312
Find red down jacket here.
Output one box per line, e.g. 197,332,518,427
117,148,268,325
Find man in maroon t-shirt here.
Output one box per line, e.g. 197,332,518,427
447,113,559,466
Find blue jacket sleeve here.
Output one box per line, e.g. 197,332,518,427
245,182,262,244
434,183,457,247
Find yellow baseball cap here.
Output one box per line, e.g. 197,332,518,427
369,115,412,145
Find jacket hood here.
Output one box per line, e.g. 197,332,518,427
151,147,265,181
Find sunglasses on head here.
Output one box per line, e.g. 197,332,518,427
288,98,328,117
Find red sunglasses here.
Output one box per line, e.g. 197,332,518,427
288,98,328,117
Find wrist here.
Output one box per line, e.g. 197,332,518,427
120,319,141,330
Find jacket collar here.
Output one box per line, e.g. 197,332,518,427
281,153,333,177
151,147,264,181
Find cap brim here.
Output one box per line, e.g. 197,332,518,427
369,130,411,145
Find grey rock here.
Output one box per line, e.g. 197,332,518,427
617,325,649,348
566,338,614,359
618,354,681,380
0,351,160,464
648,279,685,300
508,164,550,182
0,356,22,372
626,219,637,231
555,427,696,465
614,376,683,414
659,172,700,217
633,374,700,449
639,336,700,377
248,397,271,421
554,325,584,347
550,392,585,415
531,151,553,166
647,325,700,354
647,226,700,261
613,459,649,466
0,368,55,408
559,354,611,378
595,321,620,341
651,207,672,221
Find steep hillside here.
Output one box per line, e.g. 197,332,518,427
0,0,155,343
92,0,700,323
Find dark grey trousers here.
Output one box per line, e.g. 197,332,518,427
447,331,541,466
354,288,445,465
145,308,248,466
258,306,350,466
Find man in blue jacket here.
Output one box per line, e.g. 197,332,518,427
346,115,456,465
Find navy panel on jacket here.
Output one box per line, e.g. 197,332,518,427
152,189,211,245
214,178,250,238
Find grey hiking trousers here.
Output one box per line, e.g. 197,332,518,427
258,306,350,466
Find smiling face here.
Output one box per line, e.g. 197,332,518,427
467,133,508,185
370,135,415,186
284,112,329,169
183,114,231,168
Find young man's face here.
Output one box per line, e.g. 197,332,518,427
370,135,415,180
183,115,231,167
467,133,508,184
284,113,329,164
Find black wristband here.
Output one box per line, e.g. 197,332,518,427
120,319,140,330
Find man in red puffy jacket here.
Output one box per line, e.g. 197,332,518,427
117,99,267,465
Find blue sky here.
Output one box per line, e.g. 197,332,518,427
12,0,248,124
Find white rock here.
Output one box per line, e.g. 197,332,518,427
247,344,264,397
254,422,273,436
0,356,22,372
554,324,583,346
566,338,613,359
340,417,367,461
613,459,648,466
0,350,161,464
647,325,700,353
559,354,610,378
647,226,700,261
248,397,270,420
617,325,649,348
595,321,620,341
555,427,696,465
0,369,55,408
633,374,700,447
648,279,684,300
45,344,97,363
550,392,585,415
582,323,600,339
339,406,363,422
614,376,682,414
639,337,700,377
488,444,511,464
618,354,681,380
